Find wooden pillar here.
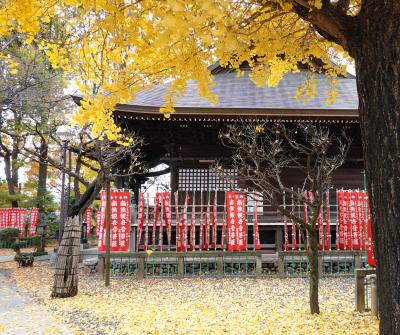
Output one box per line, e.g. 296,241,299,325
355,269,366,312
130,226,136,252
137,256,145,279
170,163,179,193
177,254,184,278
354,254,361,270
256,254,262,278
276,227,283,252
278,252,285,278
98,255,105,277
217,256,224,278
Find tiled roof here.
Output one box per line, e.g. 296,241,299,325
124,70,358,110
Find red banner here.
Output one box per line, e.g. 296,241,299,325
153,193,161,249
189,193,196,251
366,195,375,266
0,209,4,229
3,209,26,236
337,191,345,249
162,192,171,247
137,193,145,249
337,191,368,250
324,191,331,250
96,192,106,237
204,200,210,250
283,193,289,251
145,193,149,247
350,192,361,249
358,192,366,250
174,192,181,251
292,197,297,250
253,194,260,250
226,192,247,251
180,195,189,252
98,191,130,252
211,192,217,249
28,208,39,236
83,207,93,236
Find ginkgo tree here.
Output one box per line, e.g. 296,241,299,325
0,1,398,333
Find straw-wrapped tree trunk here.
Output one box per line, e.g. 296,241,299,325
51,216,81,297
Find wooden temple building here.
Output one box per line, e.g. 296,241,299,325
74,62,363,252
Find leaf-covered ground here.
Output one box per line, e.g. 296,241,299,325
0,262,378,335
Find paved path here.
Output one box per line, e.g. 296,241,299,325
0,272,73,335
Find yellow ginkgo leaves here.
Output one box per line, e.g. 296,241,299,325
0,261,379,335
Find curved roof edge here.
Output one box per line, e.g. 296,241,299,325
72,95,359,121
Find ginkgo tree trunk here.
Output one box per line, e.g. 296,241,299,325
217,122,351,314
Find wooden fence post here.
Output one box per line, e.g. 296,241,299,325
137,255,145,279
256,254,262,278
370,276,378,318
217,255,224,278
177,255,184,278
98,255,105,277
354,254,361,270
278,252,285,278
355,269,366,312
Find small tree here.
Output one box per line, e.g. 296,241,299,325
216,122,351,314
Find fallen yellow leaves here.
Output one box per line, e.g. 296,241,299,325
0,262,379,335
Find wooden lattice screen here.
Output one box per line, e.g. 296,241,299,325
178,168,237,191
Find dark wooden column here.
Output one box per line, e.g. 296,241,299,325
170,162,179,193
275,227,283,252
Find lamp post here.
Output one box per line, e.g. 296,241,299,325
56,125,76,243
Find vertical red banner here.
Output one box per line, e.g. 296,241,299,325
221,193,226,251
153,193,161,249
98,191,130,252
358,191,366,250
350,192,361,250
117,192,130,251
97,192,106,239
337,191,345,249
174,192,181,252
236,193,247,250
211,192,217,249
253,194,260,250
204,199,210,250
283,193,289,251
83,207,93,236
95,210,101,237
0,209,4,229
181,194,189,252
137,193,145,249
324,191,331,250
162,192,171,247
226,192,236,251
189,192,196,251
343,191,352,249
28,208,39,236
145,193,150,247
318,208,323,251
226,192,247,251
18,209,26,236
292,195,297,249
366,195,376,266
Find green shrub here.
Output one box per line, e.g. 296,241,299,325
0,228,20,241
11,240,29,250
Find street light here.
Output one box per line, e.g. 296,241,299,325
56,125,76,243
